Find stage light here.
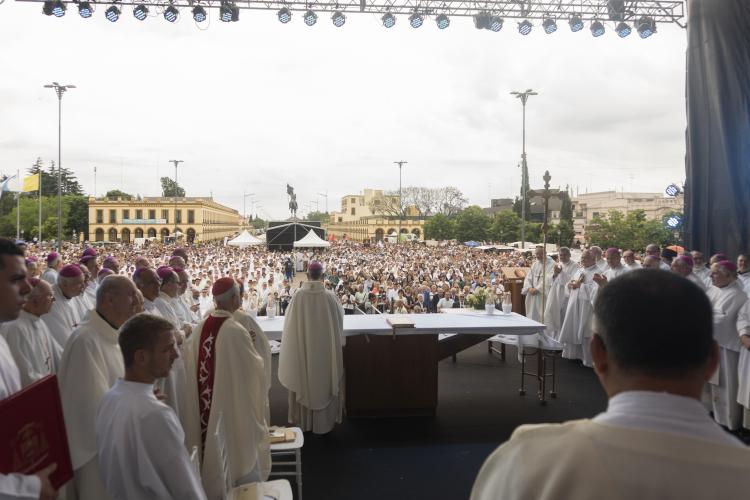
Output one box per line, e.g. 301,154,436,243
192,5,207,22
219,2,238,22
473,12,490,30
164,5,179,22
303,9,317,26
133,4,148,20
489,16,503,32
590,20,605,37
105,5,120,22
436,14,450,29
42,1,54,16
569,15,583,32
665,215,682,229
51,0,66,17
78,1,93,18
542,17,557,34
615,21,631,37
637,16,656,38
382,12,396,28
332,10,346,27
665,184,681,197
518,20,532,35
409,13,423,28
277,7,291,23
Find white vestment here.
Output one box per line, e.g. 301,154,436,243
706,281,747,430
232,310,273,424
147,296,188,421
687,272,707,291
41,267,58,284
625,262,642,271
521,257,555,323
735,299,750,410
182,310,270,500
279,281,345,434
544,260,578,337
557,265,599,367
42,284,82,348
471,392,750,500
75,292,94,320
58,310,123,500
96,379,207,500
84,281,97,309
604,265,628,281
0,309,62,387
693,266,710,284
0,336,42,499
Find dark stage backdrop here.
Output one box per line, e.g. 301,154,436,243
266,221,324,251
685,0,750,257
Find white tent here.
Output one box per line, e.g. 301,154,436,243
227,230,264,247
293,229,330,248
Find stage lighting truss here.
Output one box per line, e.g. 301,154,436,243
133,3,148,20
331,10,346,27
28,1,684,34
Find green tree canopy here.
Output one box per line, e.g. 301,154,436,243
161,177,185,197
488,210,521,243
105,189,133,199
303,211,330,223
585,209,674,251
454,206,489,242
424,213,455,240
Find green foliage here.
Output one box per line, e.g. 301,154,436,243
424,213,455,240
559,187,573,222
548,219,575,248
65,196,89,240
27,158,83,197
488,210,521,243
105,189,133,199
585,209,674,251
454,206,489,242
0,195,88,242
161,177,185,197
249,217,266,230
303,211,330,223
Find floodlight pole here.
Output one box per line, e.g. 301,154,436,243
317,191,328,213
243,192,255,227
511,89,537,251
395,161,407,242
44,82,75,250
169,160,183,236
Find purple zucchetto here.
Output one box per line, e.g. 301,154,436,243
59,264,83,278
46,252,59,264
717,260,737,273
82,247,97,257
156,265,176,282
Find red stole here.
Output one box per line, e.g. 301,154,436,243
197,314,229,450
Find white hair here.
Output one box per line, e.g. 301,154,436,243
214,283,239,307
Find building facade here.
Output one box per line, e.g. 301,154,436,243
88,196,240,244
571,191,684,244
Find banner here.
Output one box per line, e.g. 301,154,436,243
0,174,17,199
23,173,40,192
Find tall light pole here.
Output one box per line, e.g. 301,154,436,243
394,160,407,241
169,160,183,236
243,192,255,227
511,89,537,250
44,82,75,250
317,191,328,213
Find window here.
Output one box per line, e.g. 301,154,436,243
96,210,103,224
188,210,195,224
592,212,600,218
338,217,343,223
109,210,116,223
351,208,356,216
136,209,143,219
351,198,356,204
148,209,156,220
123,209,130,220
161,210,169,223
175,210,182,223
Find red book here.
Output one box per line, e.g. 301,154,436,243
0,374,73,489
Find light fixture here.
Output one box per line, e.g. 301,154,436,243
192,5,207,22
665,184,681,197
409,12,423,28
277,7,291,23
473,12,490,30
542,17,557,34
51,0,66,17
615,21,631,37
665,215,682,229
590,20,605,37
569,15,583,32
303,9,317,26
489,16,503,32
331,10,346,27
382,12,396,28
219,2,239,22
105,5,120,22
164,5,179,22
78,1,93,17
637,16,656,38
133,4,148,20
436,14,450,29
518,20,532,35
42,0,54,15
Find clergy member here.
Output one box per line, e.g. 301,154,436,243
96,313,207,500
40,251,61,284
737,299,750,430
521,247,555,323
691,250,711,284
557,250,599,367
471,270,750,500
705,260,747,430
182,277,270,500
58,275,141,500
671,255,707,290
0,278,62,387
42,264,84,348
544,247,577,338
0,238,57,500
80,254,100,308
231,306,273,424
279,261,345,434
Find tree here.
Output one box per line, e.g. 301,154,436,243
454,206,489,242
161,177,185,197
27,158,84,197
488,210,521,243
105,189,133,199
368,191,401,217
548,219,575,248
304,211,330,223
65,195,89,240
424,213,455,240
584,209,673,251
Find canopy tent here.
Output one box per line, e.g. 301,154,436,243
464,241,480,247
293,229,331,248
227,230,263,247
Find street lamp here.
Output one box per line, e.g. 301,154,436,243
510,89,538,250
394,161,407,241
44,82,76,250
243,192,255,226
169,160,183,236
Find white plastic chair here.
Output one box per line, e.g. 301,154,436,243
269,427,304,500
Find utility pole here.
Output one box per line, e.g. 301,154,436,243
511,89,537,250
169,160,183,236
44,82,75,250
394,160,407,241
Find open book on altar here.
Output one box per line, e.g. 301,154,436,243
0,375,73,489
386,316,415,329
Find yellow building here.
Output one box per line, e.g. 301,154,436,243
88,196,240,243
326,189,426,242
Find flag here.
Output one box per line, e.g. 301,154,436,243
0,174,18,200
23,173,40,192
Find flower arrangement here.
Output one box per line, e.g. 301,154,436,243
466,287,494,310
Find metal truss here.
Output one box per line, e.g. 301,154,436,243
19,0,686,26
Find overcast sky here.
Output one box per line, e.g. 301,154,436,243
0,2,687,219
